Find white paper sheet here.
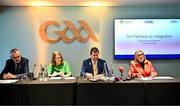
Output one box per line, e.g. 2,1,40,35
63,77,76,80
153,76,174,80
0,79,18,83
49,77,62,80
138,77,153,80
0,80,5,83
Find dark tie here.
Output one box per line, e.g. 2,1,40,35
15,63,19,72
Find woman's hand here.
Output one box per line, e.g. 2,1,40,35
52,72,59,77
137,72,143,78
59,72,64,77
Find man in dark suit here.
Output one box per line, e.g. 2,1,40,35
81,47,109,79
1,48,29,79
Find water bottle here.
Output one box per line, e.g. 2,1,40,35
38,64,45,81
110,62,114,77
82,72,87,80
108,62,114,81
43,69,49,81
103,62,109,81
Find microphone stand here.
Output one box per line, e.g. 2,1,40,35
120,72,126,81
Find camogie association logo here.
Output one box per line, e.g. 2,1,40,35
39,20,98,43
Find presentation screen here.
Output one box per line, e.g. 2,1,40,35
114,19,180,59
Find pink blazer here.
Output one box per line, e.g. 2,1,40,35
128,59,158,78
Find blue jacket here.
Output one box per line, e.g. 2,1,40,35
80,58,109,76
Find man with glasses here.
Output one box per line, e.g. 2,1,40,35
1,48,29,79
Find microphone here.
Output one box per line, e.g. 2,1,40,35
118,66,126,81
118,66,125,76
103,62,108,77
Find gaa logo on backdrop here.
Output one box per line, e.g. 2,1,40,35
39,20,98,43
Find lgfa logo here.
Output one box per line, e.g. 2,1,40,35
39,20,98,43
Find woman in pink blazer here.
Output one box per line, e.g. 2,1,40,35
128,50,158,78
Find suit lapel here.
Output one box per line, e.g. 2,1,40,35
97,59,100,74
88,59,93,73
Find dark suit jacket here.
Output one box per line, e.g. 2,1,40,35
80,58,109,76
1,57,29,79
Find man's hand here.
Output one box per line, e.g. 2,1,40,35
95,74,103,80
3,74,8,79
85,73,93,79
7,72,16,78
3,73,16,79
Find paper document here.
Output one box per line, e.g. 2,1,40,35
153,76,174,80
89,78,100,82
49,77,62,80
109,77,115,81
63,77,76,80
0,79,18,83
0,80,5,83
138,77,153,81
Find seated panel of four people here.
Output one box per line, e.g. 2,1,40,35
0,48,158,80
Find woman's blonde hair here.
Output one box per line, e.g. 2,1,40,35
51,51,64,65
134,50,145,61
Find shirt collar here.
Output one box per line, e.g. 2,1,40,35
91,59,98,64
135,59,148,65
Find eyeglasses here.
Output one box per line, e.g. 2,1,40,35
137,54,144,57
55,56,62,60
